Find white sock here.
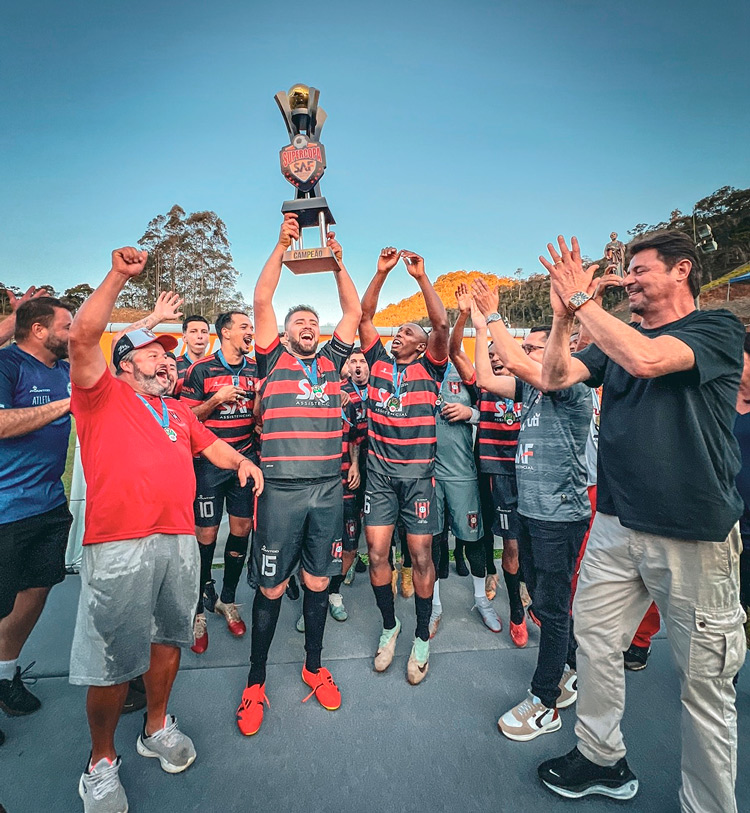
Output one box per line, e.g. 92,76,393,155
0,658,17,682
432,581,441,607
472,576,485,599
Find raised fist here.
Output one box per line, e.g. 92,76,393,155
401,250,425,279
377,246,401,275
111,248,148,278
279,213,300,249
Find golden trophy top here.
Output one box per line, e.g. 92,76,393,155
287,84,310,111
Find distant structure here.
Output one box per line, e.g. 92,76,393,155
604,232,626,277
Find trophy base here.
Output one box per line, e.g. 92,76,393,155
281,196,335,228
282,246,341,274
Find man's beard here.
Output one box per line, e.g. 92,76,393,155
132,361,170,396
45,335,69,361
288,336,316,357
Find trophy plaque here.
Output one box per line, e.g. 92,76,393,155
275,84,340,274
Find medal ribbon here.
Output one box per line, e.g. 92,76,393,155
296,357,319,385
350,380,365,401
135,394,170,431
216,349,248,386
391,361,406,397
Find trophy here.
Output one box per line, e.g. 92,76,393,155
275,84,340,274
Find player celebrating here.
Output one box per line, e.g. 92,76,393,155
235,213,361,735
180,311,258,651
359,247,449,684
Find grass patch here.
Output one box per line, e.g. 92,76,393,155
62,419,76,499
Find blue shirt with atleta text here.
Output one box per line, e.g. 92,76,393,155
0,344,71,523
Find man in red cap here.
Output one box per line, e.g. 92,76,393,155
67,247,263,813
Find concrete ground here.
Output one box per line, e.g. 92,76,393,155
1,563,749,813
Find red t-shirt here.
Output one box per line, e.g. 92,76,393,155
71,370,218,545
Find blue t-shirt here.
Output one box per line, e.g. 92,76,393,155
0,345,71,523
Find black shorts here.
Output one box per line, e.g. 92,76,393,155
193,457,254,527
251,477,343,588
363,470,437,535
0,503,73,619
490,473,520,541
343,495,362,551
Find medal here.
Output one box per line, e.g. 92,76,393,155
387,395,401,413
232,374,241,387
312,383,324,398
504,413,516,426
216,349,249,390
435,395,443,409
136,394,177,442
164,427,178,442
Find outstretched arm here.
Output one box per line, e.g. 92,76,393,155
327,232,362,344
359,247,401,350
450,283,475,382
69,248,147,388
471,302,516,399
254,214,299,349
471,278,544,389
402,251,449,361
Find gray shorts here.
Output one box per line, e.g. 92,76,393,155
69,534,199,687
435,478,483,541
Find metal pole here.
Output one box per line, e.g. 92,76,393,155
318,211,327,247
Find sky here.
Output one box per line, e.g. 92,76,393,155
2,0,749,323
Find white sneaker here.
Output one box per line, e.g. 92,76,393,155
497,691,561,741
558,664,578,708
136,715,196,773
78,756,128,813
473,595,502,633
328,592,348,622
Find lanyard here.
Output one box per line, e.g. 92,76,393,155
216,349,247,376
341,408,353,426
350,380,365,401
183,351,193,365
439,362,453,393
296,357,319,385
391,361,406,396
135,394,177,442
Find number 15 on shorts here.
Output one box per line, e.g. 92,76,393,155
261,553,277,577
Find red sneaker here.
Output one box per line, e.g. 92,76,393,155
215,599,246,637
510,619,529,648
301,666,341,710
236,683,269,736
190,614,208,654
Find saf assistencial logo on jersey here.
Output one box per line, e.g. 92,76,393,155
296,380,330,404
495,399,522,425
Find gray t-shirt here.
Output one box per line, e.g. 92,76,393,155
435,364,478,481
514,379,592,522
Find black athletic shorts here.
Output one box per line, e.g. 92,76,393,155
490,473,520,541
193,457,254,527
342,495,362,552
251,476,343,588
0,503,73,619
363,470,437,535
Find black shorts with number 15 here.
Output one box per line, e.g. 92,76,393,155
250,476,343,588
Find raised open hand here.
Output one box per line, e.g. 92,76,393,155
152,291,184,323
377,246,401,275
470,278,499,317
539,236,595,303
455,282,472,314
401,250,425,279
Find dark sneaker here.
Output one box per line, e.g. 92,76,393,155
0,664,41,716
122,678,147,715
623,643,650,671
202,580,219,614
539,746,639,800
285,575,300,601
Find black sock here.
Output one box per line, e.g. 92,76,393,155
303,585,328,673
401,539,412,568
483,533,497,575
329,574,344,594
503,567,524,625
415,594,432,641
247,590,282,686
221,533,249,603
372,583,396,629
197,541,216,613
437,531,449,579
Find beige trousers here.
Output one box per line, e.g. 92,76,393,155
573,512,746,813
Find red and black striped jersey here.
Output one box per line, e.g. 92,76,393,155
179,352,259,458
343,380,368,453
257,334,352,480
475,380,523,476
175,354,195,382
363,338,448,480
341,400,362,498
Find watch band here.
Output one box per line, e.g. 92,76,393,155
486,312,502,324
567,292,592,312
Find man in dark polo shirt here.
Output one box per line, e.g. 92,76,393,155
180,311,258,651
359,247,449,684
234,214,361,736
0,297,73,748
538,231,746,813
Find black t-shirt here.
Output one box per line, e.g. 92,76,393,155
575,309,744,541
